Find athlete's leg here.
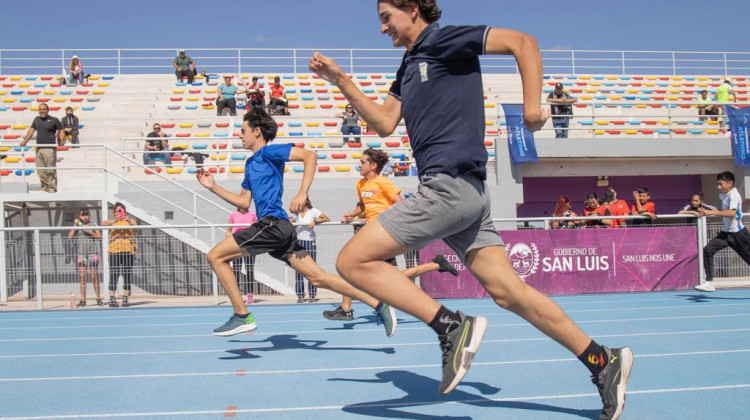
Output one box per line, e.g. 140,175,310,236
465,245,591,355
336,219,441,323
206,237,249,315
402,262,438,280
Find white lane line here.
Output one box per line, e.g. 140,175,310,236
1,348,748,383
1,295,744,323
2,327,749,359
0,383,748,419
2,302,749,331
2,312,748,343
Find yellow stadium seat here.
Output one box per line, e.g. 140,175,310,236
627,89,639,94
667,96,679,101
306,122,319,127
43,90,55,95
0,146,9,152
4,157,21,163
286,95,298,101
166,168,183,174
334,165,351,172
697,77,708,81
230,166,245,173
210,154,227,161
668,90,680,94
12,125,27,129
336,104,347,109
179,123,193,128
308,142,317,148
30,106,39,111
707,121,719,126
284,82,295,86
186,97,198,101
332,88,341,93
277,131,286,136
580,95,593,100
645,83,655,87
596,121,610,125
205,89,217,93
658,120,670,125
88,75,101,80
297,75,309,79
317,142,324,148
609,96,622,100
18,83,30,88
53,98,66,103
624,130,638,134
325,130,339,135
485,120,495,126
9,76,22,81
240,74,250,79
636,104,647,108
673,76,683,81
97,83,109,87
303,104,316,109
173,89,185,94
314,81,326,86
594,130,605,135
92,90,105,94
484,103,496,108
2,99,16,103
646,76,657,80
606,76,617,80
351,153,362,159
580,76,591,80
591,82,602,86
705,129,719,134
195,133,209,137
378,88,389,93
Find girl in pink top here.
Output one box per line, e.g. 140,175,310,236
227,208,258,303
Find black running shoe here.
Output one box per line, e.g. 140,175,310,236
434,254,459,277
108,297,119,308
96,299,104,306
592,346,633,420
323,305,354,321
76,300,86,308
121,296,129,308
438,311,487,395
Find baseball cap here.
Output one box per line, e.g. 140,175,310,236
555,82,563,89
72,55,78,59
178,48,185,52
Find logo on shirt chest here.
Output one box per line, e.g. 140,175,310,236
419,62,429,82
362,190,375,199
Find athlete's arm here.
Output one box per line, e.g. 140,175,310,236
700,208,737,218
309,52,402,137
287,147,317,213
485,28,549,131
196,168,253,210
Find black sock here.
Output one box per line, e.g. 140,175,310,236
375,302,383,312
235,313,249,319
578,340,608,376
428,306,461,336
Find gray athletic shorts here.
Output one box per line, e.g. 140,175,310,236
379,172,504,262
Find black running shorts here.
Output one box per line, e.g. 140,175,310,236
233,216,304,262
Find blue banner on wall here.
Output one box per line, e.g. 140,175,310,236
501,104,539,165
728,106,750,167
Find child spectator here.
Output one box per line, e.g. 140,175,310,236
631,187,656,226
603,186,629,228
583,192,613,228
697,171,750,292
679,192,717,224
550,196,580,229
289,198,331,303
68,208,102,307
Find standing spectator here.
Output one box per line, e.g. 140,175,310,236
679,192,717,224
217,76,238,116
550,196,579,229
173,49,196,83
337,103,362,143
68,208,103,307
583,192,613,228
603,186,629,228
143,123,172,166
61,106,80,145
697,90,719,122
69,56,84,85
290,198,331,303
102,203,137,308
268,76,288,115
716,79,736,128
20,103,64,193
248,76,265,111
697,171,750,292
547,82,576,138
227,207,258,304
631,187,656,226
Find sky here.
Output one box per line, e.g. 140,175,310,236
0,0,748,52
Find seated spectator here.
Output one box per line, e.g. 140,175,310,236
679,192,717,223
69,56,85,85
583,192,613,228
216,76,238,116
173,49,195,83
143,123,171,166
551,196,580,229
337,103,362,143
61,106,80,145
248,76,265,111
631,187,656,226
603,186,629,227
235,79,248,109
697,90,719,122
268,76,289,116
547,83,577,139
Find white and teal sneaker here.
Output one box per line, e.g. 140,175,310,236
213,313,257,337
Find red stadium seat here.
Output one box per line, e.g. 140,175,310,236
318,166,330,172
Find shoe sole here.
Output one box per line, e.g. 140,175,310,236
323,314,354,321
212,322,258,337
439,316,488,395
611,347,633,420
694,284,716,292
383,305,397,337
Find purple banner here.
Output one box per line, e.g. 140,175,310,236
419,226,698,298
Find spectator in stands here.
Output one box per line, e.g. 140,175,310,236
143,123,172,166
679,192,717,224
603,186,629,228
69,56,85,85
68,208,103,307
696,171,750,292
550,196,580,229
289,198,330,303
227,207,258,304
547,83,577,138
583,192,613,228
173,49,196,83
235,79,248,109
217,76,238,116
631,187,656,226
268,76,289,116
337,103,363,143
248,76,265,111
697,90,719,122
716,79,737,128
102,202,137,308
61,106,80,145
20,103,64,193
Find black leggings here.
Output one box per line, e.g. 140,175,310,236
109,252,135,292
232,255,256,294
703,229,750,281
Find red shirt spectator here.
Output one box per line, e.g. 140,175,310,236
583,193,613,228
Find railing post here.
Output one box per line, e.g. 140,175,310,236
0,200,6,304
102,224,110,296
349,49,354,74
621,51,625,75
0,49,3,75
696,216,706,284
33,229,43,310
671,52,676,76
117,49,121,75
571,50,575,75
61,50,66,76
238,48,242,75
293,49,297,75
723,52,728,76
211,227,218,305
